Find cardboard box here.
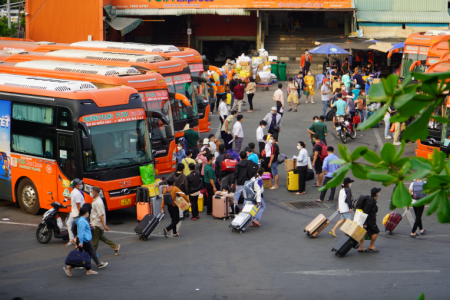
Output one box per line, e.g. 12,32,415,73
264,61,271,65
332,81,342,92
340,219,367,241
240,70,251,78
258,63,265,70
285,159,295,171
262,179,272,189
241,65,251,72
242,204,259,217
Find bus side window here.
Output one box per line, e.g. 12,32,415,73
58,134,76,179
57,107,73,131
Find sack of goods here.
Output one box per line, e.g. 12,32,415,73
237,53,252,66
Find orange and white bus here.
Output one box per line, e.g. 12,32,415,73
0,74,153,214
0,59,189,174
0,40,212,133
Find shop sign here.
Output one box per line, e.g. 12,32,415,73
81,108,146,126
113,0,352,9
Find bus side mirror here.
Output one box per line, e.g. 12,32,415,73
387,57,391,66
82,136,92,151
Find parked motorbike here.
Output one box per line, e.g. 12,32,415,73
335,114,357,143
36,192,69,244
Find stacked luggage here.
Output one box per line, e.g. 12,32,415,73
304,211,338,238
230,204,258,234
331,219,367,258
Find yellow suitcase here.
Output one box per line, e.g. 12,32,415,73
189,194,204,212
227,93,232,105
287,171,299,192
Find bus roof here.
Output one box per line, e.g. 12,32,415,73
405,31,450,47
0,73,139,106
71,41,180,53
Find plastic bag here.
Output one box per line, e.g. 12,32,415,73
139,164,155,185
353,210,368,227
382,213,390,226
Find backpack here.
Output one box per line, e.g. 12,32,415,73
243,179,257,202
247,160,258,179
221,154,238,172
277,153,287,164
326,109,334,121
226,149,240,161
316,142,328,161
163,187,174,206
412,181,425,200
354,195,372,214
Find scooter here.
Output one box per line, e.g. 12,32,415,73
36,192,70,244
335,114,357,144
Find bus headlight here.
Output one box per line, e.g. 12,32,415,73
84,184,104,198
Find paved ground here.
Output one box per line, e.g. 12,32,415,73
1,85,450,300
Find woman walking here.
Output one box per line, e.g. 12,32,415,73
232,79,245,113
161,178,190,237
295,141,308,195
329,177,354,237
409,179,427,237
245,77,256,112
304,71,315,104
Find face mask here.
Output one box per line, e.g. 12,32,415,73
297,146,301,150
177,146,182,150
349,183,352,187
271,111,276,115
78,184,83,190
377,193,380,197
262,126,266,129
315,120,318,123
89,192,94,198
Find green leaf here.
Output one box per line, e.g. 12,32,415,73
404,168,431,181
402,104,436,141
392,182,412,207
437,193,450,223
393,157,411,169
424,175,450,189
398,74,412,90
392,91,416,108
426,190,442,216
357,104,389,131
412,71,450,82
364,165,390,173
394,140,405,161
393,100,429,122
351,163,368,180
350,146,368,162
338,144,351,162
415,293,424,300
336,163,352,174
318,170,347,192
413,190,440,207
367,173,398,182
362,150,383,165
410,157,432,170
431,149,446,173
430,115,450,123
329,159,347,165
380,143,396,165
382,74,399,95
368,81,389,102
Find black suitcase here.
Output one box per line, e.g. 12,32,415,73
306,169,315,181
331,234,359,258
134,213,164,240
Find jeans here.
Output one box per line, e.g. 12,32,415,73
230,92,235,108
361,109,367,123
234,185,245,204
166,205,180,234
190,194,199,218
187,146,199,159
209,98,216,113
384,117,391,138
216,94,223,111
235,137,243,153
319,176,336,201
412,205,424,233
253,198,266,221
322,100,329,117
92,227,117,251
271,161,279,175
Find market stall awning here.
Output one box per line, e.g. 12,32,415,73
368,42,396,53
116,9,250,16
389,42,404,52
106,17,142,36
356,11,450,23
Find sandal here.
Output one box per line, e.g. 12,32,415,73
329,232,336,237
164,228,168,238
86,271,98,275
315,199,322,202
294,109,297,112
63,267,72,277
368,248,380,253
114,244,121,256
410,233,420,238
173,233,180,237
295,192,305,195
288,108,293,112
358,249,369,253
420,230,427,235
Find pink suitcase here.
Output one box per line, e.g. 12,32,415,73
212,191,229,220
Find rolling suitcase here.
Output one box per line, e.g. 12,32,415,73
213,191,229,220
306,169,315,181
136,187,151,221
385,211,407,234
134,213,164,240
229,212,253,233
331,234,360,257
151,196,163,217
287,171,299,192
304,211,338,238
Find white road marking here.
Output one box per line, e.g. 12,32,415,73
0,221,164,237
285,269,440,276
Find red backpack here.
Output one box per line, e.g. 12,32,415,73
221,154,238,172
316,142,328,161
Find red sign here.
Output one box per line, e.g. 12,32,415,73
80,108,146,127
404,45,419,54
146,101,164,111
173,74,192,84
189,63,204,72
144,90,169,101
165,77,173,86
419,46,430,55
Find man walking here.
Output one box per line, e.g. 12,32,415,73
256,120,267,156
321,78,332,117
263,107,282,141
300,50,312,76
232,114,244,152
312,134,325,188
316,146,340,202
66,178,85,246
294,71,305,101
308,115,328,146
90,186,120,255
273,83,284,114
287,77,299,112
229,74,238,109
268,136,280,189
184,123,200,159
218,95,228,128
221,110,237,150
358,188,381,253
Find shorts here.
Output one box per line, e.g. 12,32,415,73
340,212,352,220
314,160,323,174
287,94,299,104
271,161,279,175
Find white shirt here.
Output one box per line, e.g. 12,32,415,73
321,84,330,101
264,141,272,157
256,126,265,143
233,121,244,138
338,188,350,213
218,101,228,119
91,196,106,229
70,188,85,217
297,148,308,166
250,176,262,203
209,141,217,151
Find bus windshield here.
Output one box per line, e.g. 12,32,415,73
85,119,152,172
400,52,428,78
169,82,198,117
195,81,209,104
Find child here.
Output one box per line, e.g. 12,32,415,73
176,141,186,165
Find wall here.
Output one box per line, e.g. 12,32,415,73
26,0,104,43
194,12,257,37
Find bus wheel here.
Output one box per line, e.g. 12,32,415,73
17,179,41,215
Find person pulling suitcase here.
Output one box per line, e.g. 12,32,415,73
358,187,381,253
329,177,354,237
250,168,266,227
161,178,190,237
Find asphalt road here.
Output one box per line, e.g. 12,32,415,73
1,86,450,300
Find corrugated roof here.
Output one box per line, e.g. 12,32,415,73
355,0,448,12
106,17,142,36
116,9,250,16
357,11,450,23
